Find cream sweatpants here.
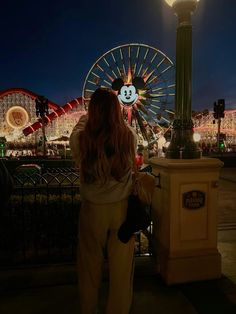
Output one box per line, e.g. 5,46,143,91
77,199,135,314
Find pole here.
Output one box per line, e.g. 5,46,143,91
42,118,46,158
35,95,48,158
217,117,221,153
165,1,201,159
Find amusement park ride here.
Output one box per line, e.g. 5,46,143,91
1,43,235,155
22,43,176,147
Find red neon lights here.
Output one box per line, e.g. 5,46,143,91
23,97,83,136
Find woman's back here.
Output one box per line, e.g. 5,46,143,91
70,88,137,203
70,88,137,314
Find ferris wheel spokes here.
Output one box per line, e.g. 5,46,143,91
83,43,175,144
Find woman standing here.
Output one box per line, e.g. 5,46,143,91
70,88,137,314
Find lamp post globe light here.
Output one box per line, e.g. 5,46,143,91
164,0,201,158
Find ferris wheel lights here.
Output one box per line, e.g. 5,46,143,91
83,44,175,145
164,0,199,7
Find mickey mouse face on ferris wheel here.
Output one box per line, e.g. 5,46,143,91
112,77,145,107
119,85,137,105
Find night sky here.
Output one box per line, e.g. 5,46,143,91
1,0,235,111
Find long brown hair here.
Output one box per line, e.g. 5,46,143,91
79,88,135,184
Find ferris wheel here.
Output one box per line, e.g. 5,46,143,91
82,43,175,145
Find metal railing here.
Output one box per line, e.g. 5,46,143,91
0,168,153,268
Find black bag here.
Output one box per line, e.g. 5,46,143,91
118,194,151,244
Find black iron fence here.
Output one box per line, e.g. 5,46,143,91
0,168,152,268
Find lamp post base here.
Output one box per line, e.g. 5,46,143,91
150,157,223,284
166,119,201,159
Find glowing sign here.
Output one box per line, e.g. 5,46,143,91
6,106,29,129
112,77,145,108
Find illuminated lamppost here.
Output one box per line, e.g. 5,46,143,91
164,0,201,159
150,1,222,284
35,95,49,157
